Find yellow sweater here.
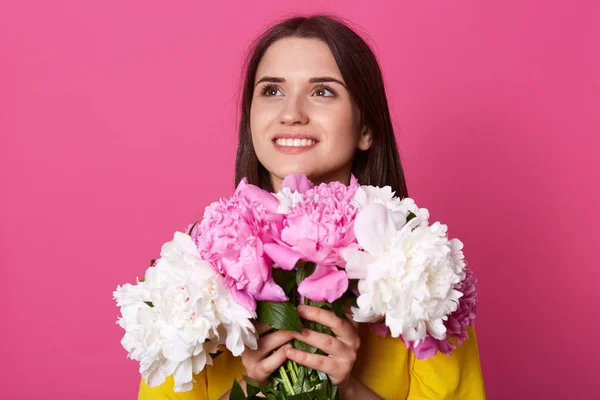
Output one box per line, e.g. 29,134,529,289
138,324,486,399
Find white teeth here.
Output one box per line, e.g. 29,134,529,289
275,138,316,147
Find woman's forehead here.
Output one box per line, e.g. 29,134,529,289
255,37,344,83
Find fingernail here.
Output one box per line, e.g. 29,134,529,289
297,305,306,313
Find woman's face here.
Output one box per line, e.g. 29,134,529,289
250,37,372,192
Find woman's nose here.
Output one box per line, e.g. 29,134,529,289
278,96,309,126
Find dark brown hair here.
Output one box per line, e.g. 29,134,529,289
235,14,409,198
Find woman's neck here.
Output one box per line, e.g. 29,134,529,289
269,170,352,193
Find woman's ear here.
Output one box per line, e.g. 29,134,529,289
357,125,373,151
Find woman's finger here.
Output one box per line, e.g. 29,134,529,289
256,322,274,336
289,328,346,358
297,305,358,347
284,347,341,380
344,312,359,329
255,344,292,381
255,329,294,358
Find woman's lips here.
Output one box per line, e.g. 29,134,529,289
272,134,319,154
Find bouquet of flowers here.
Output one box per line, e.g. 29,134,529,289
113,174,478,399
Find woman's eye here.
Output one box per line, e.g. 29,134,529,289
313,86,335,97
260,85,283,97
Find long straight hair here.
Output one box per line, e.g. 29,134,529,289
235,15,409,198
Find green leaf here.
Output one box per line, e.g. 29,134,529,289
246,382,260,398
287,388,328,400
244,376,272,396
331,298,345,319
292,365,306,393
229,379,246,400
143,301,154,308
276,392,286,400
293,339,317,354
307,301,328,308
272,269,297,296
243,377,259,387
406,211,417,223
302,378,313,393
257,301,302,332
315,323,332,336
295,262,316,287
331,386,340,400
316,371,328,382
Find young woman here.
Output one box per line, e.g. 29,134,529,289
138,15,486,400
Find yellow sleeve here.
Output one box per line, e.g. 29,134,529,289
137,350,245,400
406,325,486,400
138,369,209,400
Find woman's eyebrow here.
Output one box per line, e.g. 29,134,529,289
255,76,346,88
255,76,284,87
309,76,346,88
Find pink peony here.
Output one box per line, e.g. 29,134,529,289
403,268,478,359
189,179,287,311
264,179,360,303
279,181,358,265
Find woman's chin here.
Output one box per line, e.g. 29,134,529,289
273,166,316,181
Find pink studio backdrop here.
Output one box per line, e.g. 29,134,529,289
1,1,598,399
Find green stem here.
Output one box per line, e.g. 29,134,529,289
287,360,298,385
279,365,294,395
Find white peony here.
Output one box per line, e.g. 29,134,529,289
114,232,258,392
352,185,430,229
341,203,465,343
274,187,304,214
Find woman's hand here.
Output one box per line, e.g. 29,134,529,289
285,305,361,386
241,322,295,384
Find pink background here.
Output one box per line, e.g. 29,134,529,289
1,1,598,399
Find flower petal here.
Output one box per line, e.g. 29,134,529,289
410,336,440,360
426,318,448,340
371,323,388,337
298,264,348,303
237,183,280,214
340,248,376,279
172,359,193,392
263,243,303,270
354,203,396,256
282,174,313,193
234,177,248,193
230,287,256,311
254,278,288,302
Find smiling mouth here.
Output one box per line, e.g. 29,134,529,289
274,138,318,147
